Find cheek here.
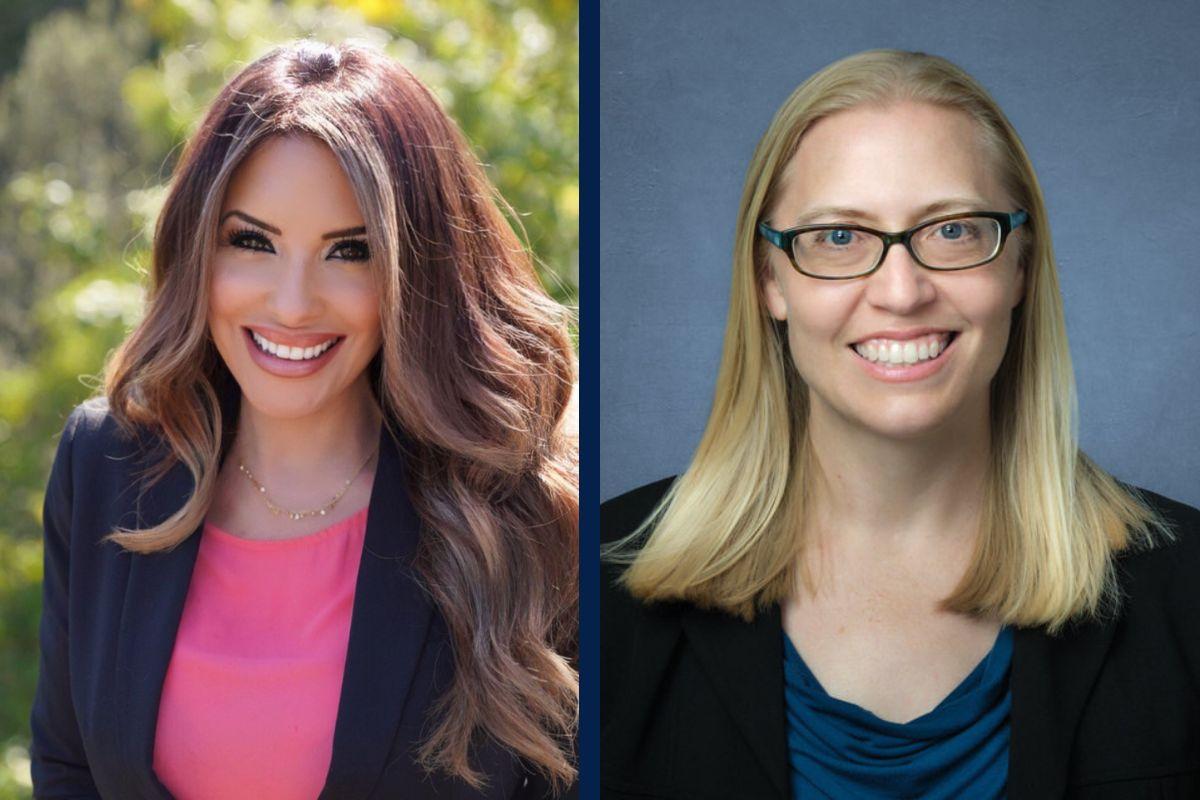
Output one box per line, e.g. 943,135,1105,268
780,281,856,339
778,285,858,373
985,249,1025,311
333,281,382,346
207,260,259,320
206,274,240,340
956,279,1021,374
967,264,1023,325
1010,265,1026,309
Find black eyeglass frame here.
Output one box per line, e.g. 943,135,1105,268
757,210,1029,280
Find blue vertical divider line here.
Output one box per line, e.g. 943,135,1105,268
578,0,599,798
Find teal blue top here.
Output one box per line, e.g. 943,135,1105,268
783,628,1012,799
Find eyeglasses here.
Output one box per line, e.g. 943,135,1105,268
758,210,1028,280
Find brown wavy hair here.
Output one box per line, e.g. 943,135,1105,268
103,41,578,789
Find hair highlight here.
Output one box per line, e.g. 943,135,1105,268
104,41,577,789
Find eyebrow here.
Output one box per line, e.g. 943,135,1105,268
219,210,366,240
220,210,280,235
789,198,990,227
320,226,367,240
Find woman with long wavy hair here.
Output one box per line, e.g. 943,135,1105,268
30,41,577,799
602,50,1200,799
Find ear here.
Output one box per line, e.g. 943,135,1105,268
761,263,789,321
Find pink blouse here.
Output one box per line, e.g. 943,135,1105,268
152,507,369,800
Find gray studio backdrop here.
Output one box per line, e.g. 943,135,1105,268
600,0,1200,507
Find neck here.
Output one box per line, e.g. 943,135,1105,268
231,374,382,491
805,394,991,556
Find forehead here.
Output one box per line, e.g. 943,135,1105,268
221,135,363,225
772,102,1005,224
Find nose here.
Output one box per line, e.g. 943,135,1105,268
265,255,323,325
863,240,936,315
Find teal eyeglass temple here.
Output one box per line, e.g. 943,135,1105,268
757,210,1030,279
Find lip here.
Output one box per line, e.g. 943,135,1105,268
850,327,957,345
245,325,343,349
850,332,958,383
242,327,344,378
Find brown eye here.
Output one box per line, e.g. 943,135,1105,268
227,227,275,253
328,238,370,262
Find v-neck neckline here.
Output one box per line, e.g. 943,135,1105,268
782,627,1013,729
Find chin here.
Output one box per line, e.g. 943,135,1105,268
870,414,953,441
837,397,963,441
237,384,331,420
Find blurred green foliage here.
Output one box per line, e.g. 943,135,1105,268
0,1,577,794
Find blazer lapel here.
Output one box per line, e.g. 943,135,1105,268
681,603,790,799
318,425,434,799
113,458,204,800
1008,616,1118,799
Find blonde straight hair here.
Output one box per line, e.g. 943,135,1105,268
610,50,1167,632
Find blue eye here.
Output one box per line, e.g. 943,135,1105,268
825,229,855,246
939,222,964,240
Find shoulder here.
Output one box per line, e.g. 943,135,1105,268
600,476,675,545
600,479,788,799
1054,489,1200,786
1118,485,1200,570
1130,485,1200,541
600,477,685,682
55,396,148,462
47,397,127,491
1113,486,1200,615
1078,486,1200,693
47,397,169,526
599,476,675,597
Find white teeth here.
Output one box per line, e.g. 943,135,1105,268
250,331,338,361
853,333,953,366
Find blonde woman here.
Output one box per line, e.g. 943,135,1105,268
31,42,577,798
601,51,1200,799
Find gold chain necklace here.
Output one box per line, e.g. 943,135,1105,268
238,446,378,521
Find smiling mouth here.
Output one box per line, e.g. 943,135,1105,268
850,332,958,366
246,328,344,361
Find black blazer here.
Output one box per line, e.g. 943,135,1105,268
601,478,1200,800
30,398,572,799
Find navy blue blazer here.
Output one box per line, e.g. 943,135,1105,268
30,398,573,799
